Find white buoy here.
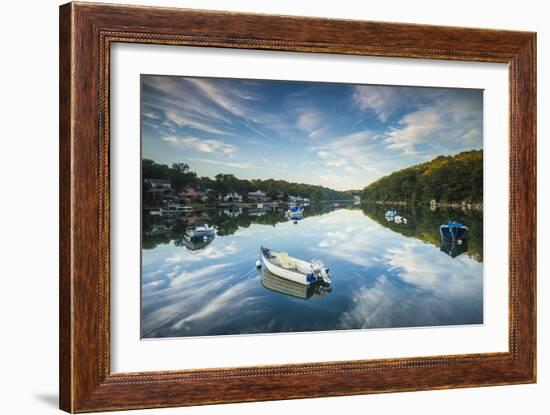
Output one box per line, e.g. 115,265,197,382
255,260,261,268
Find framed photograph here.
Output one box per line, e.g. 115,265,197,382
59,2,536,412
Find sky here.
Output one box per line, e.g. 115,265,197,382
141,75,483,191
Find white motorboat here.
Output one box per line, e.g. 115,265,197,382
149,208,175,217
181,233,216,252
385,208,397,217
394,215,407,224
260,247,330,285
186,221,216,238
166,203,192,213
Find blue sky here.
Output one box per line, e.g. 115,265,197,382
141,75,483,191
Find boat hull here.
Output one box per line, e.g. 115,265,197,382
439,225,468,241
261,249,316,285
261,269,315,299
440,238,468,258
187,229,216,238
285,207,304,220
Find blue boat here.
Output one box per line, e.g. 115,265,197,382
440,221,468,242
285,205,304,221
440,238,468,258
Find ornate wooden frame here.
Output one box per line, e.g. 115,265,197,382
59,2,536,412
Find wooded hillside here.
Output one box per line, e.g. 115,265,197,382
361,150,483,205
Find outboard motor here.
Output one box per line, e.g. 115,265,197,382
312,260,331,284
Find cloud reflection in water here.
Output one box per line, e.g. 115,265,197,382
142,208,483,338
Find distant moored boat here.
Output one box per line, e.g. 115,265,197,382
440,221,468,242
385,208,397,217
285,206,304,220
394,215,408,224
186,221,216,238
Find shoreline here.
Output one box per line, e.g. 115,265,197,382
362,200,483,211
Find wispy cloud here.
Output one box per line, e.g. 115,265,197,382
353,85,402,122
352,85,439,122
317,150,348,168
381,92,483,155
185,78,253,119
164,112,230,135
143,75,483,190
189,158,252,170
161,135,236,156
311,130,381,188
296,112,323,136
384,109,443,154
143,111,161,120
143,76,233,125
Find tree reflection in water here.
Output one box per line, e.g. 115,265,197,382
143,202,482,262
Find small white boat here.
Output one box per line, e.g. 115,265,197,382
186,221,216,238
260,247,331,285
181,233,216,252
285,206,304,220
248,208,267,217
385,208,397,217
167,203,192,213
149,209,175,217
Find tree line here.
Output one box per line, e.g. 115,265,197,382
142,158,354,201
361,150,483,205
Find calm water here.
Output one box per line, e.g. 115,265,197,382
141,204,483,338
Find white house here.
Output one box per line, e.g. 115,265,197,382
288,195,304,203
247,190,268,202
223,192,243,202
144,178,172,189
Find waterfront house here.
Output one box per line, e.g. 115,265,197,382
181,185,204,198
144,178,172,189
223,192,243,202
144,178,175,203
247,190,268,202
288,195,304,203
